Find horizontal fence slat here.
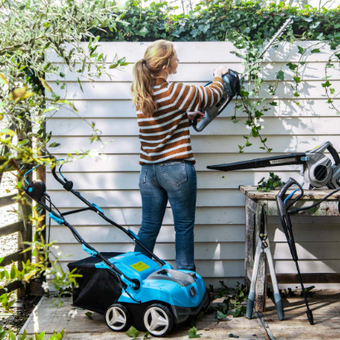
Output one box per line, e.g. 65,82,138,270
267,273,340,284
47,206,245,226
274,260,340,274
0,221,24,238
47,41,336,64
1,250,23,267
43,189,245,208
46,116,340,136
46,152,333,172
46,61,340,82
45,171,302,190
0,193,17,208
47,134,340,155
50,224,245,243
47,98,340,119
0,280,24,296
47,80,340,101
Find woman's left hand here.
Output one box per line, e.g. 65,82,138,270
187,111,205,123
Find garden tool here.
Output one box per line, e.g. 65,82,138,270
208,141,340,189
192,17,293,132
246,205,284,321
276,177,314,325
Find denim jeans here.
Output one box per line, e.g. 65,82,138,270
134,160,197,271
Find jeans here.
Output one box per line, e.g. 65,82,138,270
134,161,197,271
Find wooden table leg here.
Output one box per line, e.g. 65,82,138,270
245,196,256,291
255,202,267,312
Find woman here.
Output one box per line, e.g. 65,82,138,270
131,40,229,271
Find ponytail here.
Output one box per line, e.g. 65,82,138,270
131,40,174,117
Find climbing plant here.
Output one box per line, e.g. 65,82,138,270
93,0,340,152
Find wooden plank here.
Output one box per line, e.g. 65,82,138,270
50,224,245,243
47,41,244,63
47,80,340,101
45,171,302,190
240,185,340,201
0,280,24,296
47,98,340,119
57,258,245,278
267,273,340,284
47,206,246,226
45,153,305,172
46,61,340,82
46,116,340,136
55,242,245,261
1,250,23,267
47,41,336,63
49,134,340,155
0,221,24,237
0,193,16,208
274,260,340,273
268,223,340,242
272,242,340,260
44,188,245,208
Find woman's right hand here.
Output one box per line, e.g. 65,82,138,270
214,66,229,78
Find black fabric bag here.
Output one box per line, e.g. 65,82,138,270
67,252,123,314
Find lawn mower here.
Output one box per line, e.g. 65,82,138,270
192,17,293,132
23,161,210,337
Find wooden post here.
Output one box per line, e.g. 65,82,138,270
17,174,32,298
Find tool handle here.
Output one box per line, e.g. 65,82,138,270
327,143,340,166
274,293,284,321
246,292,255,319
277,177,303,209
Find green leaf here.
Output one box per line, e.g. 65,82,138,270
293,76,301,84
286,62,298,71
330,88,335,95
276,70,284,81
322,80,331,88
56,100,78,113
126,326,140,339
311,48,321,54
298,45,305,54
216,310,227,321
48,142,60,148
188,326,201,338
85,312,93,319
139,27,149,37
10,263,17,279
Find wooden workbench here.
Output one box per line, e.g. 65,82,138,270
240,185,340,312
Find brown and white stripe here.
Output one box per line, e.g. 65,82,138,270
137,77,224,164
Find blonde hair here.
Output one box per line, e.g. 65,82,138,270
131,40,175,116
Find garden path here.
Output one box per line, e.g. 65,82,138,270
21,290,340,339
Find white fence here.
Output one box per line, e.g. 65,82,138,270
47,41,340,288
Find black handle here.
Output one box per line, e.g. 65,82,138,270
277,177,303,209
327,143,340,166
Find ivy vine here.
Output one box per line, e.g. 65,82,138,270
90,0,340,153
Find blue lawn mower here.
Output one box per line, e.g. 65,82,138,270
23,161,209,337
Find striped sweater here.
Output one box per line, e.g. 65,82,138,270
137,76,224,165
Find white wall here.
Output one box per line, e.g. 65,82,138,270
47,41,340,288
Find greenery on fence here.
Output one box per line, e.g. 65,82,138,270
94,0,340,151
